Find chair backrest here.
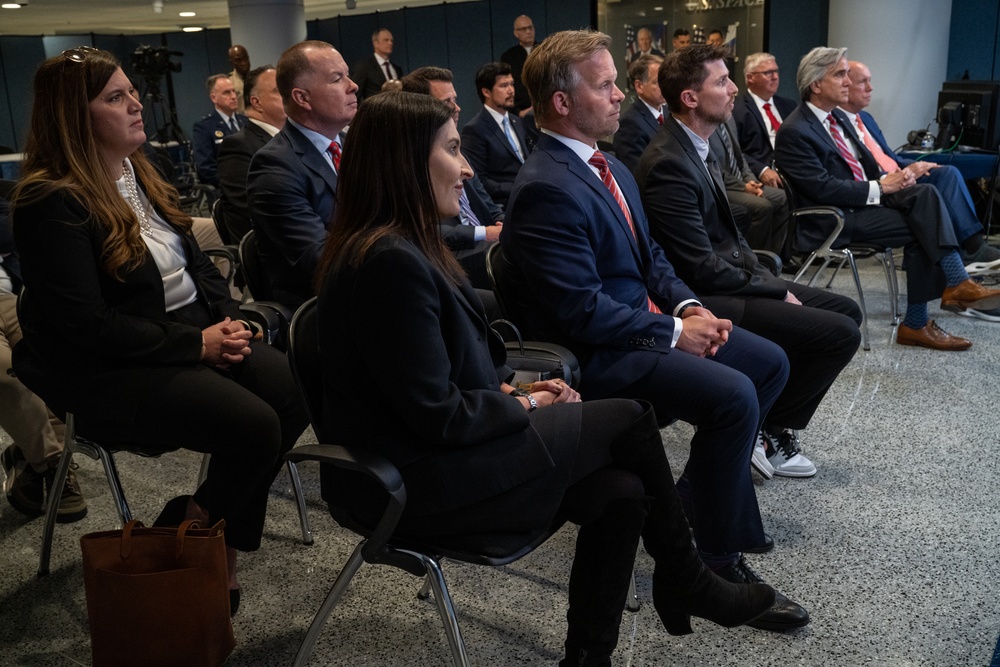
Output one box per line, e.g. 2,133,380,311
210,198,233,246
287,297,324,436
484,242,509,319
238,229,274,301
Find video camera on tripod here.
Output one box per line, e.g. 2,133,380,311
131,45,183,78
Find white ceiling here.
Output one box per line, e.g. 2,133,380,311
0,0,447,36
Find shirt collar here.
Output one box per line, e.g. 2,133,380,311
484,104,509,126
806,101,834,126
640,98,663,119
287,117,340,154
671,115,711,162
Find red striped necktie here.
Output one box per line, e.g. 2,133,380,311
827,114,865,181
587,151,662,314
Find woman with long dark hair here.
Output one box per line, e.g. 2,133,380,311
10,47,308,614
314,91,775,665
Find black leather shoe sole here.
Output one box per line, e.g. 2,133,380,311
744,533,775,554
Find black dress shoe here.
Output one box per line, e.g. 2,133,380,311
716,555,810,631
153,495,192,527
229,588,241,616
744,533,775,554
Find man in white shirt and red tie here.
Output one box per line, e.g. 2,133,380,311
840,60,1000,283
775,46,1000,350
613,53,665,174
732,52,797,190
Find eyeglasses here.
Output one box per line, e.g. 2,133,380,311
752,69,780,78
515,25,534,31
62,45,98,63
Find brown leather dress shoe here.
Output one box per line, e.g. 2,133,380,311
896,320,972,350
940,279,1000,312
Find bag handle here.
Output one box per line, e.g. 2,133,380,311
119,519,225,560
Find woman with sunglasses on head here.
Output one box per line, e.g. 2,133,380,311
315,91,776,666
9,47,308,614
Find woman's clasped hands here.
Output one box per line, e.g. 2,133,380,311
201,317,253,367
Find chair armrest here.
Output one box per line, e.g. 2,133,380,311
285,444,407,565
752,250,782,277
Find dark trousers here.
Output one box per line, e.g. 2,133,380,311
729,185,790,257
79,342,308,552
704,281,862,431
593,327,789,554
845,183,955,304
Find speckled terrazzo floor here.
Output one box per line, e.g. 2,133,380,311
1,258,998,667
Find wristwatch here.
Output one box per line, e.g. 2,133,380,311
509,388,538,412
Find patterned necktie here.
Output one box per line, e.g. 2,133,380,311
718,124,741,177
383,61,393,80
458,189,481,226
855,115,899,174
228,117,238,132
827,114,865,181
502,116,524,163
588,151,662,314
328,141,342,172
762,102,782,132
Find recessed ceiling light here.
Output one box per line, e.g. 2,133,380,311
179,11,196,17
181,26,203,32
1,2,26,8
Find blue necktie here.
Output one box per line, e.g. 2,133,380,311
502,116,524,163
458,189,481,226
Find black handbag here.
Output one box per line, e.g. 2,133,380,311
491,319,581,387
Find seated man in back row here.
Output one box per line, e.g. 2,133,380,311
775,47,1000,351
635,44,862,478
841,60,1000,287
501,28,809,633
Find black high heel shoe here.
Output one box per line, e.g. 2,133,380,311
153,495,192,527
229,588,241,616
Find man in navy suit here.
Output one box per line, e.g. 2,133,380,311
636,44,861,480
501,29,809,632
775,47,1000,351
401,66,503,290
612,54,664,174
461,61,530,209
351,28,405,104
842,60,1000,285
732,53,796,190
192,74,247,187
247,40,358,309
218,66,285,243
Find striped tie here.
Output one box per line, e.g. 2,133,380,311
588,151,662,314
827,114,865,181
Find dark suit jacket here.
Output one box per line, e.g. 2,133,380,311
461,109,529,208
502,133,698,394
192,110,247,186
217,121,274,242
710,117,758,189
636,115,788,319
11,187,241,421
352,54,405,103
732,93,795,177
247,122,338,309
0,198,21,292
500,43,537,113
318,235,559,517
613,100,660,175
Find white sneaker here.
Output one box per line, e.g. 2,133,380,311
964,259,1000,276
766,429,817,478
957,306,1000,322
750,432,775,479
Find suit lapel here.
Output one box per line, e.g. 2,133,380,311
745,94,769,137
485,111,522,161
285,123,338,194
637,102,659,135
832,108,879,179
666,116,738,228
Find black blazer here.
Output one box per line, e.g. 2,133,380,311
318,235,560,516
0,198,21,292
11,187,241,421
248,122,339,309
461,109,528,208
732,93,795,176
352,54,405,103
636,115,788,318
613,100,661,175
709,117,758,189
217,121,273,242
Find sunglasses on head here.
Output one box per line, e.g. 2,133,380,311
62,45,99,63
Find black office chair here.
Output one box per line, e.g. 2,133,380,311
775,166,901,351
284,297,571,666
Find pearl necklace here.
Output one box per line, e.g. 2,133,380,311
121,160,154,238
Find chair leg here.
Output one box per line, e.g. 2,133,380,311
793,251,819,283
625,569,640,612
845,250,871,351
883,251,902,323
37,447,73,577
197,453,211,488
286,461,314,545
292,541,367,667
417,574,432,600
825,256,848,289
806,256,836,288
405,550,471,667
97,449,133,527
